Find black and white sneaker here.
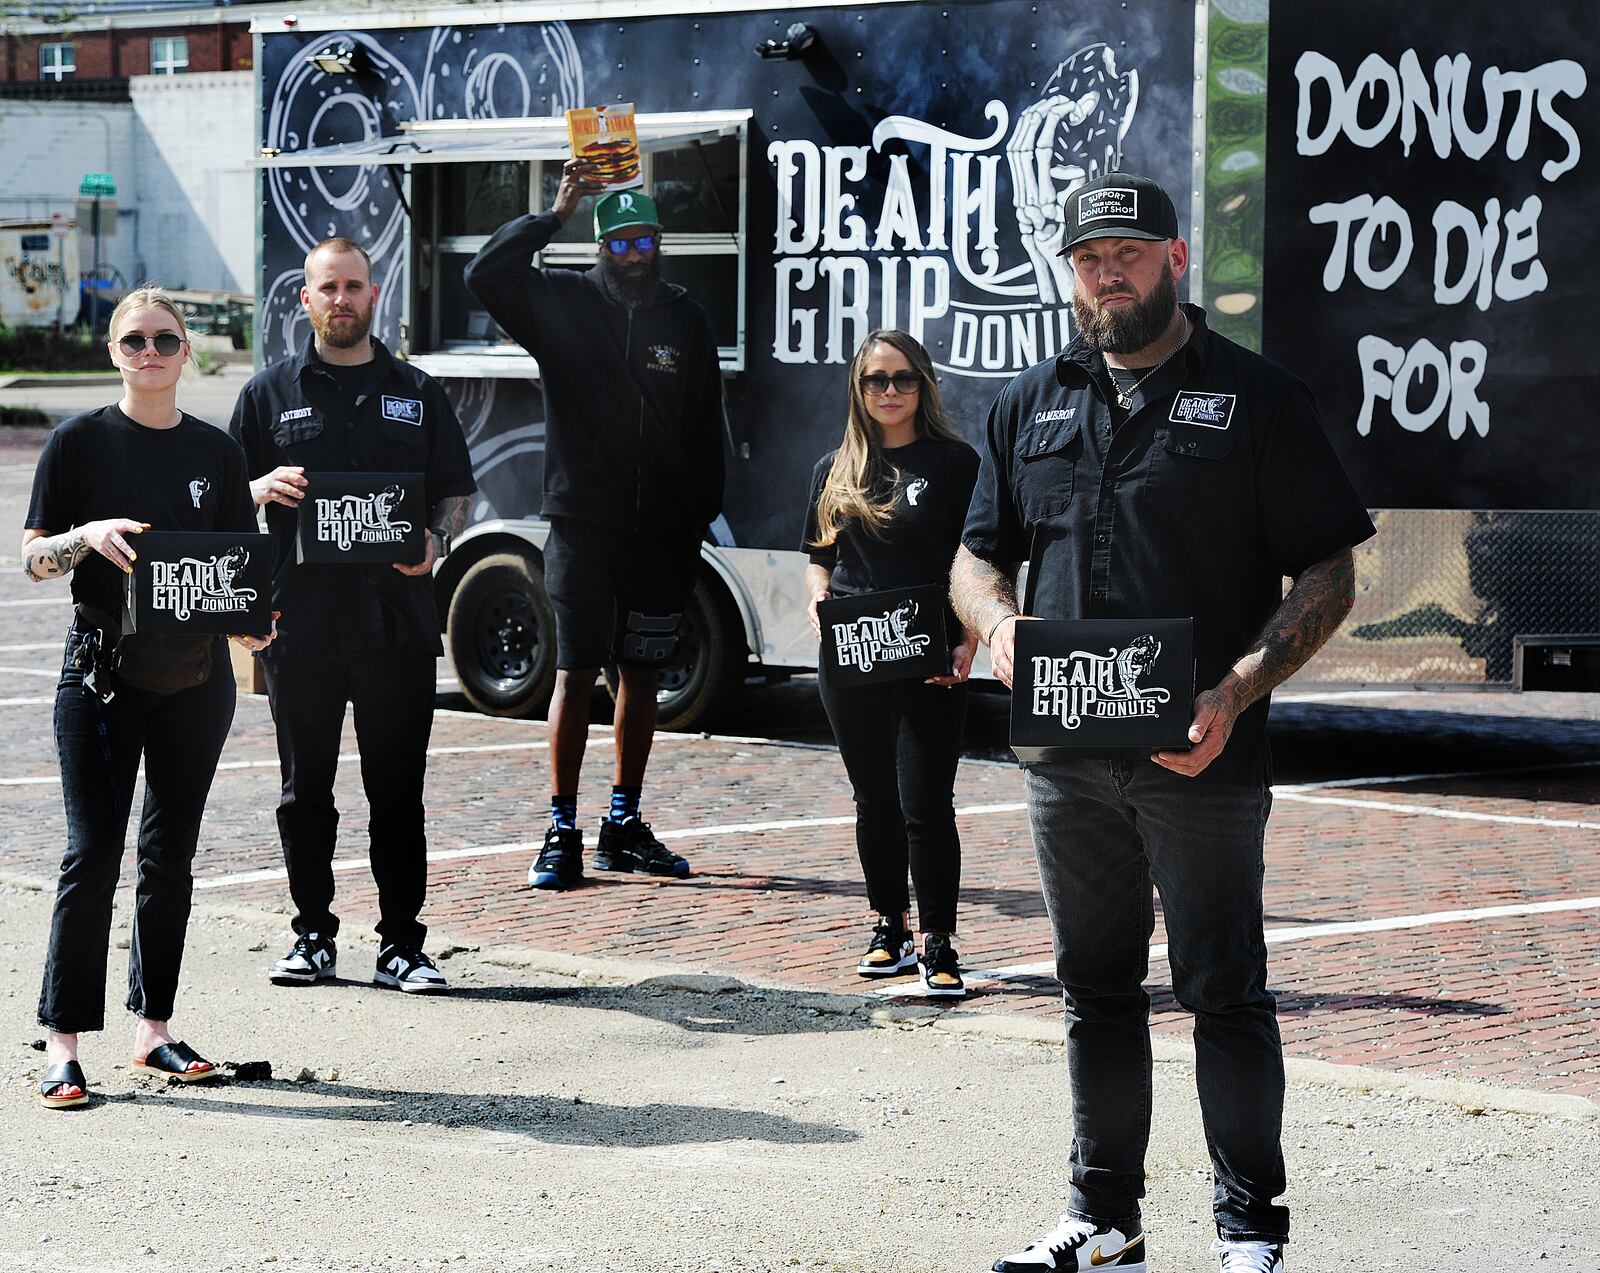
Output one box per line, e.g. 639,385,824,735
856,916,916,978
268,932,337,985
993,1215,1147,1272
530,825,584,891
593,817,690,878
1211,1238,1284,1273
374,944,449,994
919,933,966,998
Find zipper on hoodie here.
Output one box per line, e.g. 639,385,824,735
627,306,644,523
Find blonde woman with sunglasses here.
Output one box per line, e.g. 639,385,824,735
801,330,980,997
21,286,274,1108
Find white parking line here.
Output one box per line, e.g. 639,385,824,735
0,664,60,679
0,696,53,707
0,597,72,608
0,642,62,653
1278,758,1600,792
1274,790,1600,832
878,894,1600,995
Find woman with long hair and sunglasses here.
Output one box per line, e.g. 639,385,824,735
801,330,980,997
22,286,275,1108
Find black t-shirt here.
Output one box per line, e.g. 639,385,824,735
25,405,256,616
229,337,477,658
962,304,1377,783
802,437,980,643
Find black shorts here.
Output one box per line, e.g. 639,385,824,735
544,516,701,669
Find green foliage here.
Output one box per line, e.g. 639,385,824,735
0,324,108,373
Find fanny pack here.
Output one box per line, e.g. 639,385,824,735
72,604,216,701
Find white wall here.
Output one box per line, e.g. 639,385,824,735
0,99,142,288
0,71,254,300
129,71,255,293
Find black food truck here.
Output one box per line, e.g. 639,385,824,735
251,0,1599,729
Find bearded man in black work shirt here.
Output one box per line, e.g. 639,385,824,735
953,174,1375,1273
231,237,476,996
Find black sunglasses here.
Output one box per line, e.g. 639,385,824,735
118,332,184,357
604,233,657,255
859,371,923,396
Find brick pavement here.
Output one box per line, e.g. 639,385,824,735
0,426,1597,1108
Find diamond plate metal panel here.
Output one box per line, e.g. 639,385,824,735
1299,510,1600,687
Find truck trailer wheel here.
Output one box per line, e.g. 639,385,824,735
604,576,745,733
447,551,557,718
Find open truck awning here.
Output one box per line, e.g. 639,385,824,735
255,108,751,168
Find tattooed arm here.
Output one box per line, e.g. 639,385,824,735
393,494,473,577
1154,547,1357,777
22,519,149,581
949,545,1027,687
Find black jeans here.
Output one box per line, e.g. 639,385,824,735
38,631,235,1033
1025,757,1288,1242
262,650,436,949
818,664,967,933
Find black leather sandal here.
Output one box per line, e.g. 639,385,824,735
39,1060,90,1109
130,1040,218,1083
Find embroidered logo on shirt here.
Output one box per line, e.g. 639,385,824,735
1077,186,1138,223
187,477,210,509
278,407,314,423
1033,408,1076,424
381,396,423,425
1029,634,1171,730
905,478,929,507
1168,391,1235,429
646,343,680,375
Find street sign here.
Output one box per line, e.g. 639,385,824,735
49,210,70,238
79,173,116,197
74,198,117,237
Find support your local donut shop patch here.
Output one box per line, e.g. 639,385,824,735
295,472,426,565
817,583,952,687
1010,618,1195,761
123,531,273,635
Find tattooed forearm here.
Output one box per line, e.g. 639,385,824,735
1226,548,1357,710
22,530,90,582
949,545,1021,644
428,495,471,539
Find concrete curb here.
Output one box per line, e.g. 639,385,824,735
4,867,1593,1123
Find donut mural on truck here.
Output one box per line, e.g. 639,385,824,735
255,2,1197,551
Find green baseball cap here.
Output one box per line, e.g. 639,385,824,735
593,190,661,241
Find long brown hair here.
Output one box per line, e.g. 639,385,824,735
809,330,961,547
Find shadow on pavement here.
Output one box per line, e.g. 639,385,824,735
446,982,873,1036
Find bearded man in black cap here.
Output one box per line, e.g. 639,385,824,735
952,173,1376,1273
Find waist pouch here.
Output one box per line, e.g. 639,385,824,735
73,604,216,701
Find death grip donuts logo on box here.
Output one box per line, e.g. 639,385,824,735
832,599,934,673
315,485,414,552
1028,634,1170,729
150,547,259,621
817,583,951,687
126,531,273,634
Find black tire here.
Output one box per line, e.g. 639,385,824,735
604,574,746,733
446,551,557,718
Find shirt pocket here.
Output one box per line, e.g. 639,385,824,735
1016,417,1080,521
270,412,325,449
376,416,428,449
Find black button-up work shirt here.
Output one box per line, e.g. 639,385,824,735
230,337,476,659
962,305,1376,783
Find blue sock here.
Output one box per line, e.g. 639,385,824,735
550,794,577,831
608,785,641,824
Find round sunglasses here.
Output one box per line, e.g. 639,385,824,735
117,332,185,357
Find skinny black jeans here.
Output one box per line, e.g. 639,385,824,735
818,664,967,933
262,650,436,949
38,630,235,1033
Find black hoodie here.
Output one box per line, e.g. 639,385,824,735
463,212,725,533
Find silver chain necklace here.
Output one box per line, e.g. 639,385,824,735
1107,313,1190,411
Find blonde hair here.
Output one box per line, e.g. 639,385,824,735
107,284,191,345
809,330,962,548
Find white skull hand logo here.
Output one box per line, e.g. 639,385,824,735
905,478,929,507
188,477,210,509
1006,43,1140,305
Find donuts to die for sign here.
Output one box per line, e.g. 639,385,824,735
1263,4,1595,510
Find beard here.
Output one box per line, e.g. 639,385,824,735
599,249,661,308
1073,259,1179,355
310,297,374,350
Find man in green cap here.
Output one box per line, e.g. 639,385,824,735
465,159,726,893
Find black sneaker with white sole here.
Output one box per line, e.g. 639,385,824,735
374,944,449,994
268,932,337,985
1211,1238,1285,1273
919,933,966,998
593,817,689,877
993,1215,1147,1272
856,916,916,978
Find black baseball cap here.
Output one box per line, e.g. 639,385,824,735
1056,172,1180,256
